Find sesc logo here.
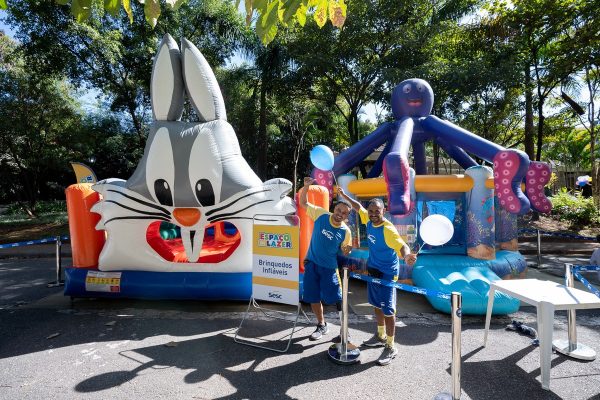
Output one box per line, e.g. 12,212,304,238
268,291,283,300
321,229,334,240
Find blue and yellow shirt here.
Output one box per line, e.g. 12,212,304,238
305,204,352,269
358,207,407,276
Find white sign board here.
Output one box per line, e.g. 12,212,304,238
252,221,299,306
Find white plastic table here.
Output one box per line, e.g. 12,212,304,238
483,279,600,390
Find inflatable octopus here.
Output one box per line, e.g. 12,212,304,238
313,79,552,216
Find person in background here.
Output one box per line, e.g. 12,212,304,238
299,177,352,341
338,188,417,365
581,181,592,198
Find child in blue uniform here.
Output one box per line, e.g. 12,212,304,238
300,177,352,341
339,189,417,365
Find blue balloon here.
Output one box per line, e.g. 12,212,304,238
310,145,335,171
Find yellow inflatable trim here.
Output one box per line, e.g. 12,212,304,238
346,176,524,195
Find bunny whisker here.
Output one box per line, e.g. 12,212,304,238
105,200,171,219
205,189,270,217
105,216,171,225
207,199,273,222
107,189,170,214
209,216,279,223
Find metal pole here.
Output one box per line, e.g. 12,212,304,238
341,267,349,359
565,264,577,351
434,292,462,400
56,236,62,283
451,292,462,400
552,263,596,360
537,229,542,267
327,266,360,364
47,236,64,288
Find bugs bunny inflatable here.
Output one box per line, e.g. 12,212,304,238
91,34,296,274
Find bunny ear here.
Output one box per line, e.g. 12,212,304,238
151,34,185,121
181,38,227,122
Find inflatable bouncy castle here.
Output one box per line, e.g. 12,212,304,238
64,34,551,315
311,79,553,315
64,34,295,300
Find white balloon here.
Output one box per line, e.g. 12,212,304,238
419,214,454,246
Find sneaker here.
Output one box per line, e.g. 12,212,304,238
362,333,387,347
377,345,398,366
309,323,329,341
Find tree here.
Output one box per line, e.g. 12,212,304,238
559,0,600,203
1,0,348,45
218,48,348,184
0,33,87,214
420,16,526,171
484,0,599,161
4,0,248,142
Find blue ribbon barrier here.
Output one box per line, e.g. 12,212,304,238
572,265,600,299
349,272,451,300
0,235,69,249
518,228,596,241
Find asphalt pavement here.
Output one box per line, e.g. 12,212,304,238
1,244,600,399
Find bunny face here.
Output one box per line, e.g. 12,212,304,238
91,35,295,273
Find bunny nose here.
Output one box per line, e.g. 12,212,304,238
173,208,201,226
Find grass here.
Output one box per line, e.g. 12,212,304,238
0,210,70,245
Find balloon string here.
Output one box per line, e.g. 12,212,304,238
415,242,425,256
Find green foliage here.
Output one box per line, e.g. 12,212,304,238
0,34,88,212
0,212,69,227
4,0,249,140
5,0,345,45
550,189,599,225
4,200,66,216
543,126,590,171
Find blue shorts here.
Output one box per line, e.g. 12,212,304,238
367,267,398,316
302,260,342,305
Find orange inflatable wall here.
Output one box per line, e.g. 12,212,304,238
296,185,329,273
66,183,105,268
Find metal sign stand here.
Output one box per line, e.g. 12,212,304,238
234,213,310,353
234,297,311,353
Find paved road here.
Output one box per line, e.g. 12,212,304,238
1,254,600,399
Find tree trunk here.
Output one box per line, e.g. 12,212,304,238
257,81,268,180
128,100,144,142
536,101,545,162
348,108,358,144
590,129,596,205
524,68,535,159
292,130,306,195
433,142,439,174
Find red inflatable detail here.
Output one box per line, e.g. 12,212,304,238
146,221,241,264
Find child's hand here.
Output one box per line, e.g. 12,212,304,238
341,244,352,255
303,177,315,187
404,253,417,266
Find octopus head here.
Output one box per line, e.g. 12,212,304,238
391,79,434,119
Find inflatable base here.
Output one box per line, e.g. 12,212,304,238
412,250,525,315
64,268,252,300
